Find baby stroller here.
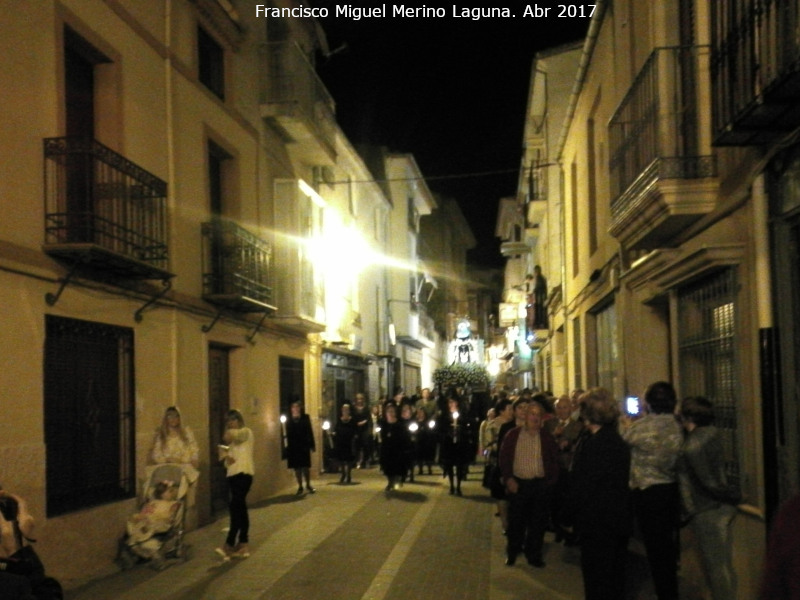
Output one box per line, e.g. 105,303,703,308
116,463,190,570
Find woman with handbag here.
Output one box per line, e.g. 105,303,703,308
0,486,62,599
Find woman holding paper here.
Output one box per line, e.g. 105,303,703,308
216,409,254,560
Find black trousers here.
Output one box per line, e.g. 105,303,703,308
226,472,253,547
506,477,549,560
633,483,679,600
0,571,34,600
580,533,629,600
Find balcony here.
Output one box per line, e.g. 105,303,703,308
260,42,337,165
43,137,172,282
609,47,718,251
271,179,326,333
712,0,800,145
391,301,436,349
201,217,276,314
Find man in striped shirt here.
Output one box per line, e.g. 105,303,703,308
498,402,560,567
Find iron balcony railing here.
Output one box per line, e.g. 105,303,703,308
201,217,274,310
260,41,336,153
43,137,169,272
711,0,800,144
609,46,716,214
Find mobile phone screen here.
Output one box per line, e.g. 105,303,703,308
626,396,640,416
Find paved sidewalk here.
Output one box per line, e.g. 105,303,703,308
65,467,659,600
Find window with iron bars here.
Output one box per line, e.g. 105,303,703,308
595,302,618,398
677,267,740,487
44,316,136,516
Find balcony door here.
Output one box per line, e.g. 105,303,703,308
63,27,111,242
207,140,233,295
64,29,96,241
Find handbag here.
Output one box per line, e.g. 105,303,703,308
0,544,45,579
481,463,495,489
0,503,63,599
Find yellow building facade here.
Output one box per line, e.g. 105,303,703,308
535,0,800,596
0,0,454,587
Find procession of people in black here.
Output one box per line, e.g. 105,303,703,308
355,380,745,600
5,383,755,600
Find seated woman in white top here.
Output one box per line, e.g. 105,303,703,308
150,406,200,482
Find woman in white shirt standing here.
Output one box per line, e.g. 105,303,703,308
216,409,254,560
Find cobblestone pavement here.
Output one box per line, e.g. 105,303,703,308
66,467,663,600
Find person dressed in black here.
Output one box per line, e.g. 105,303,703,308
379,403,411,492
351,393,372,469
527,265,548,329
564,388,632,600
285,401,316,495
399,403,417,483
333,403,358,484
413,406,436,476
437,393,473,496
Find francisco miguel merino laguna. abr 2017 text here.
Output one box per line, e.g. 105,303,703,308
255,4,597,20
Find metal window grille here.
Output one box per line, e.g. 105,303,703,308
595,303,618,396
44,316,135,516
201,217,274,306
677,268,740,486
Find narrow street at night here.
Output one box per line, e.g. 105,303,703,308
3,1,791,598
65,466,666,600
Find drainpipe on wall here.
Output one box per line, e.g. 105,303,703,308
556,0,606,390
754,173,781,525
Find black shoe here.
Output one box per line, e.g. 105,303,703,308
307,486,316,494
526,556,546,568
296,486,303,495
456,488,462,496
505,555,517,566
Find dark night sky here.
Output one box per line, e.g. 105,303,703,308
315,3,589,266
